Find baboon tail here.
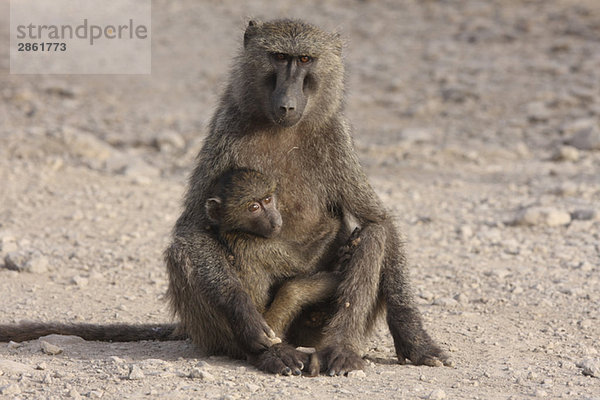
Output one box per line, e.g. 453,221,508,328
0,321,186,343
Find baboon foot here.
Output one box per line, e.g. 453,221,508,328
388,306,452,367
250,343,309,376
396,336,451,367
319,345,365,376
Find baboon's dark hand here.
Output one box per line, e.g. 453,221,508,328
250,343,309,376
319,345,365,376
238,315,280,354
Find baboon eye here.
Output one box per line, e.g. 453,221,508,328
299,55,312,64
274,53,287,61
248,203,260,212
263,196,272,204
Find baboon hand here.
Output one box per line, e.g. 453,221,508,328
319,345,365,376
250,343,310,376
238,316,281,354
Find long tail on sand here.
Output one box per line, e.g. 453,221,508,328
0,322,186,342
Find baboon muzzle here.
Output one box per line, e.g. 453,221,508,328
271,64,308,127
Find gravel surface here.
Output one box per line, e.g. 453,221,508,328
1,1,599,399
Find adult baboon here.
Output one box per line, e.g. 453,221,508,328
164,19,448,376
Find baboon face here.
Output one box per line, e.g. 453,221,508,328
242,19,343,128
236,193,283,238
268,52,313,127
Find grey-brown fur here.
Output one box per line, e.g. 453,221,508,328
205,168,340,342
165,19,448,376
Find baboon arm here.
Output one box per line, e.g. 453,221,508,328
166,231,276,355
321,223,386,349
330,131,387,225
264,272,339,337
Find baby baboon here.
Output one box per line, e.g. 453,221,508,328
205,168,341,342
165,19,449,376
205,168,283,240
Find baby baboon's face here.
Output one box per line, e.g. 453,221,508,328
238,193,282,238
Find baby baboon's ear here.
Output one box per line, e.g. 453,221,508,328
205,197,222,224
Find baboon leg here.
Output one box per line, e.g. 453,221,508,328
263,272,339,338
381,221,450,366
165,233,308,375
319,223,387,375
165,234,273,355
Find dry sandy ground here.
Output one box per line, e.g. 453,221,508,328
1,0,600,399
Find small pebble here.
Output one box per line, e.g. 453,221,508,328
347,369,366,378
3,251,48,273
40,340,63,355
527,101,551,122
26,255,49,273
62,127,114,161
42,372,53,384
153,130,186,152
8,341,22,349
566,126,600,150
189,367,215,381
0,235,18,257
551,146,579,162
571,209,597,221
428,389,446,400
87,390,104,398
128,364,145,380
455,293,469,304
122,158,161,185
457,225,473,239
512,207,571,227
577,358,600,377
579,320,593,330
433,297,459,307
0,359,31,374
245,383,260,392
0,384,21,395
70,275,89,287
3,251,29,271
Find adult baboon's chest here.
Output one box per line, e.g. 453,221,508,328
234,130,339,265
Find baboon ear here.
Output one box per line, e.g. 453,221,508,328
205,197,222,223
332,31,344,56
244,19,261,48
